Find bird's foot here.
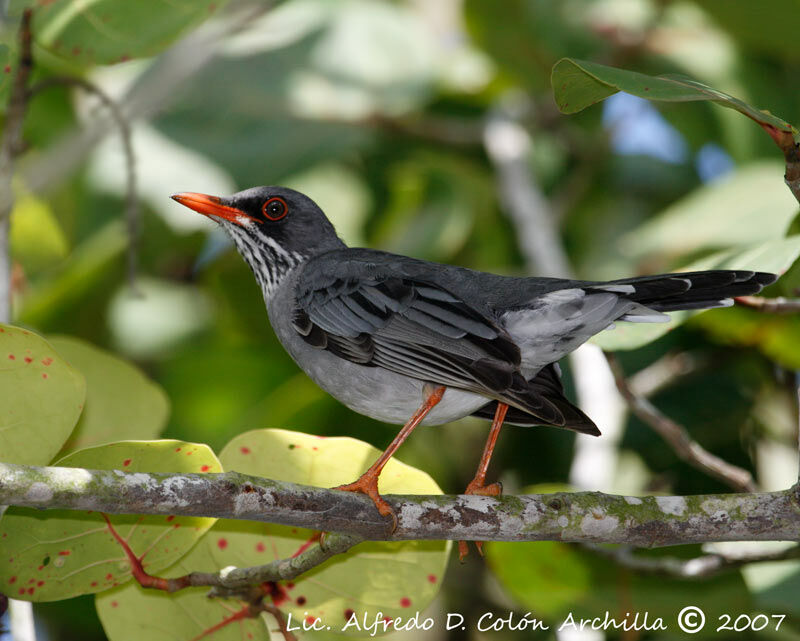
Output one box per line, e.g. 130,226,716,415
458,479,503,561
464,479,503,497
334,471,398,533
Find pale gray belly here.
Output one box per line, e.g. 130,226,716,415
266,282,488,426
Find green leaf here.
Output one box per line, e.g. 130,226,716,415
0,324,85,465
551,58,798,142
744,558,800,617
48,336,170,455
20,0,229,66
155,30,373,185
96,534,272,641
487,540,751,636
0,440,220,601
10,191,68,271
693,0,800,60
371,152,492,261
592,237,800,351
464,0,601,90
692,306,800,370
19,221,127,328
211,429,449,632
618,162,799,264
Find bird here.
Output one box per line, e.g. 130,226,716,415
171,186,776,544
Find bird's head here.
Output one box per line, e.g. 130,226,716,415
172,186,344,298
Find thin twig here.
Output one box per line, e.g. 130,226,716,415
605,352,758,493
735,296,800,313
627,351,703,398
2,462,797,546
100,512,361,594
188,532,360,594
585,543,800,579
28,77,139,291
262,605,297,641
0,9,34,323
483,95,572,278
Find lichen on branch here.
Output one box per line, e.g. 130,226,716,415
1,462,799,547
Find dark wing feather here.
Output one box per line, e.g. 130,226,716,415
293,255,524,404
472,364,600,435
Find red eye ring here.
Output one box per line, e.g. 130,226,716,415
262,197,288,221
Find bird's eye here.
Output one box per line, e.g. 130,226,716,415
262,197,288,221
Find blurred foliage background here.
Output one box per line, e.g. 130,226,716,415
2,0,800,639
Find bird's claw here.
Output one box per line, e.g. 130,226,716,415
334,474,398,533
458,478,503,561
463,479,503,497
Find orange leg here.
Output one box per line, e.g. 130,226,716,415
335,385,446,530
459,402,508,561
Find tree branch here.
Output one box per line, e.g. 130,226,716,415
605,352,758,493
735,296,800,313
1,462,798,547
759,123,800,206
585,543,800,579
482,95,572,278
101,508,361,594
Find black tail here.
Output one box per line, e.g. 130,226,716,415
471,270,775,435
602,270,776,312
472,364,600,436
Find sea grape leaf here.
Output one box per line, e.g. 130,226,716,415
96,538,272,641
10,0,229,66
0,324,85,465
211,428,449,635
49,336,169,455
0,440,220,601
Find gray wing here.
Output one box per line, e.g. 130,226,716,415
291,255,525,398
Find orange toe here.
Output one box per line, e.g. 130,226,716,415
458,479,502,560
464,479,503,497
335,473,397,531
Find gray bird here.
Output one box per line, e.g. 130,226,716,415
172,186,775,531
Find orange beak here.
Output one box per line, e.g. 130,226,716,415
170,192,258,226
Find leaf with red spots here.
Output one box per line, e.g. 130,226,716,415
96,539,271,641
0,440,220,601
205,429,449,634
8,0,230,66
0,324,85,465
48,336,169,455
